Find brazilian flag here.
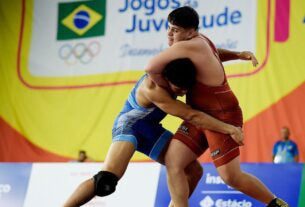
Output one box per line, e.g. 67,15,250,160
57,0,106,40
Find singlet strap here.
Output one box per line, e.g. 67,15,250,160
196,35,227,84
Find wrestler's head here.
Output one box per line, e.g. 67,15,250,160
162,58,196,96
167,6,199,46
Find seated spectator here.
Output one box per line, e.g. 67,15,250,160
272,127,299,163
77,150,88,162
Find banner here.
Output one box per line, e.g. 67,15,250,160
26,0,256,83
0,0,304,162
23,163,160,207
155,163,304,207
0,164,32,207
0,163,304,207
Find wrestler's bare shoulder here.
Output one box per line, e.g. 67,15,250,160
136,77,157,107
141,76,158,92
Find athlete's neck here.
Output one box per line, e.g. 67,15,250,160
188,32,200,40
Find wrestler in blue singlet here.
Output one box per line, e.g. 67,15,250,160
112,75,172,161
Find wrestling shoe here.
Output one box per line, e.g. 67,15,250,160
266,198,289,207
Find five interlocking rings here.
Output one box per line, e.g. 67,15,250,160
58,41,101,65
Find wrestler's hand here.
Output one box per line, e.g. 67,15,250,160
229,126,244,146
238,51,258,67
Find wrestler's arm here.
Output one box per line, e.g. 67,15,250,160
145,42,192,88
217,48,258,66
145,84,243,143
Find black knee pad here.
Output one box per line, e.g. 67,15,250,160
267,198,289,207
93,171,119,197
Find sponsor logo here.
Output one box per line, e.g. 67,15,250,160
178,125,189,134
215,199,252,207
0,184,11,198
205,173,225,185
211,149,220,158
57,0,106,40
200,196,214,207
200,196,252,207
58,41,101,65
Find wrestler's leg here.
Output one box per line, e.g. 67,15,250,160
63,141,135,207
102,141,135,177
184,160,203,197
167,160,203,207
166,161,203,207
164,139,198,207
217,156,275,204
62,178,95,207
158,150,203,207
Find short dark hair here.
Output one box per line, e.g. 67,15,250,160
168,6,199,30
162,58,196,90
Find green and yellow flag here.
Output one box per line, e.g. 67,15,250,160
57,0,106,40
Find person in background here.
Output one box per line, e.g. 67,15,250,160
273,127,299,163
76,150,88,162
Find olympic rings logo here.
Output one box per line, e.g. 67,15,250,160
58,41,101,65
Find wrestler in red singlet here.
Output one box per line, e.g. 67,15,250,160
173,36,243,167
